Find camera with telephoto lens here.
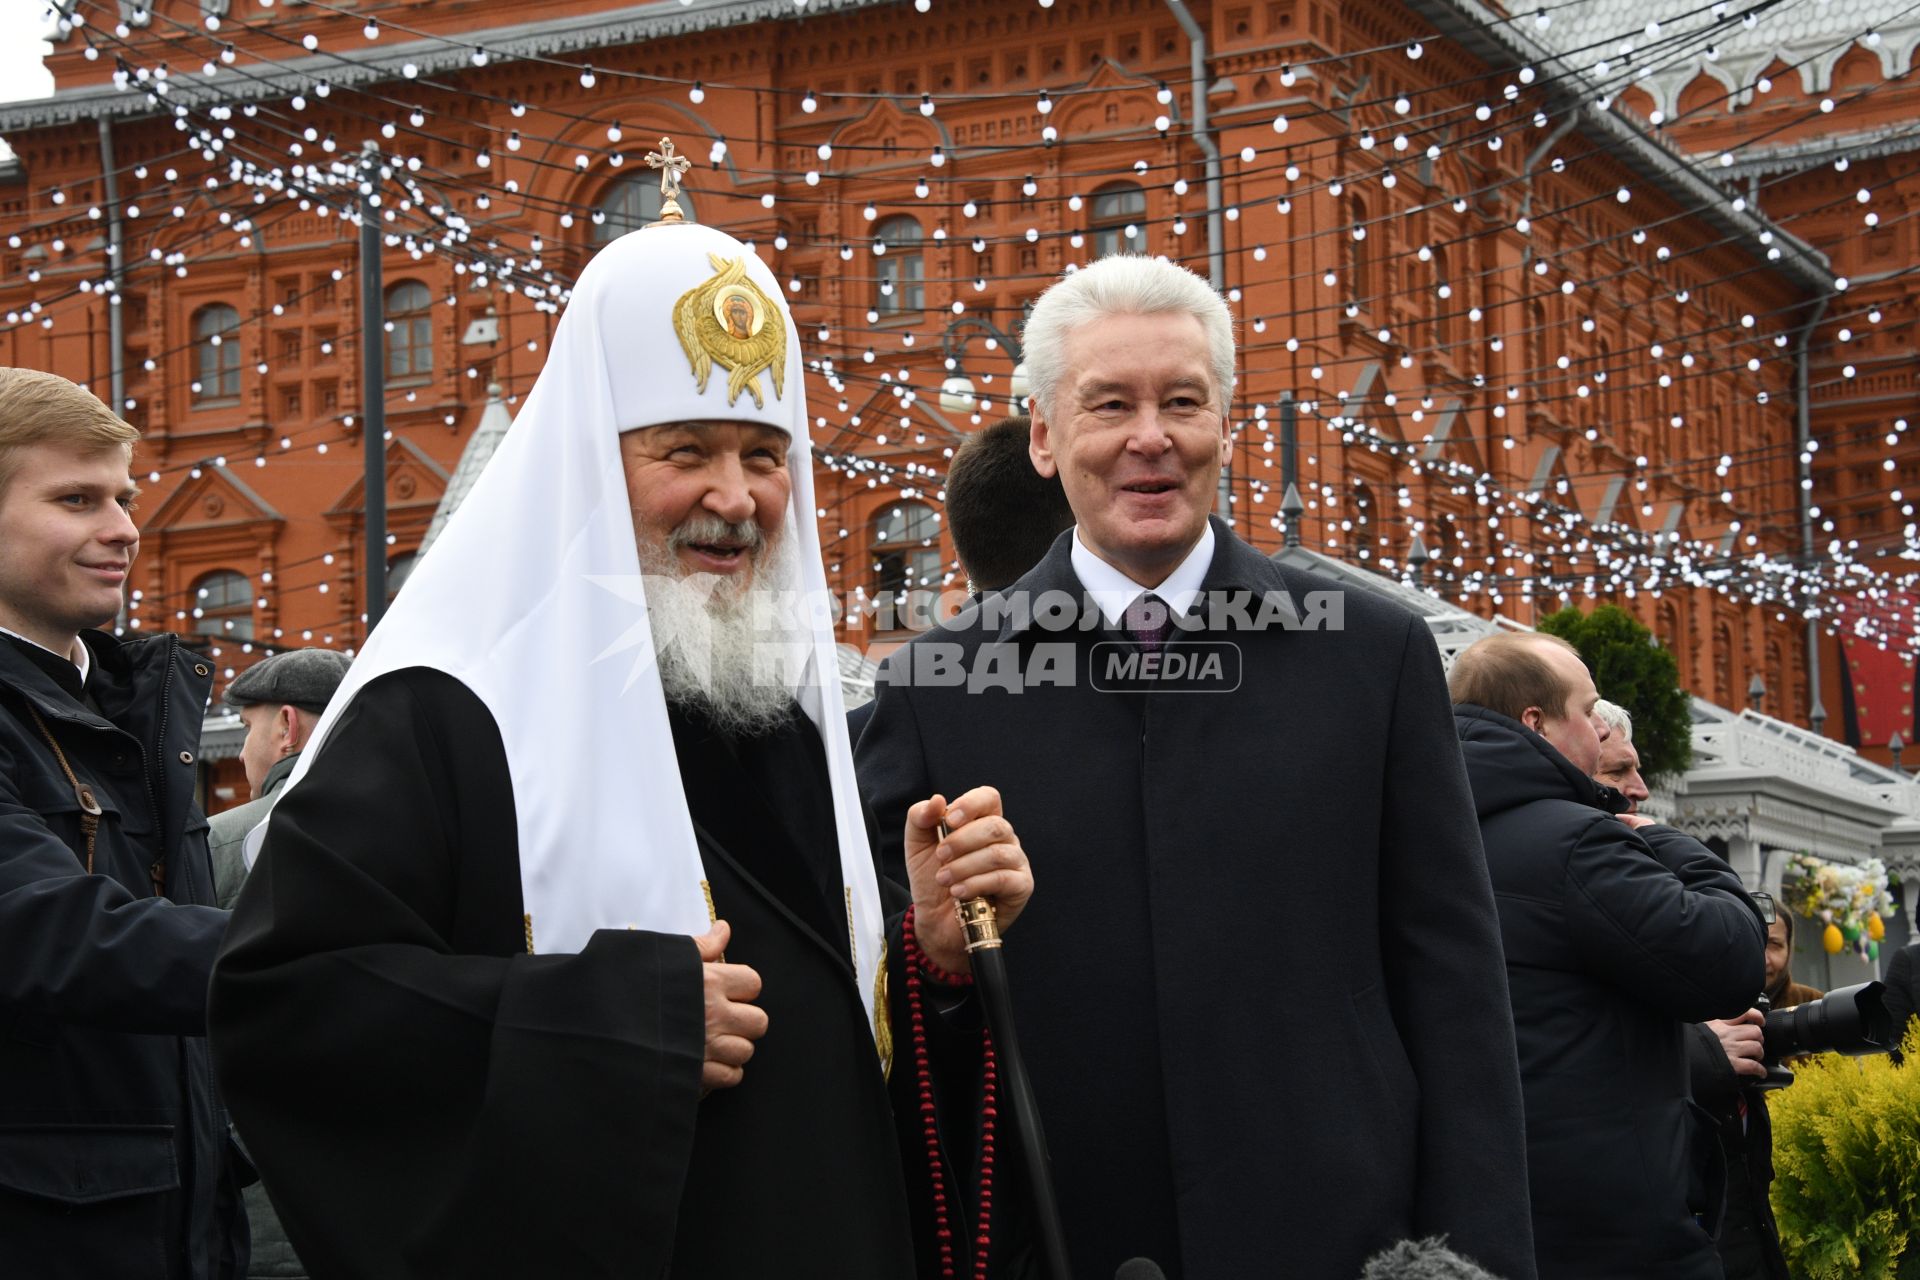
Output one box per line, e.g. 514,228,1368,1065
1747,892,1895,1089
1756,984,1893,1089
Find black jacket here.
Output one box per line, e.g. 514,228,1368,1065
1685,1023,1789,1280
857,522,1538,1280
0,630,245,1279
1884,940,1918,1062
1455,703,1765,1280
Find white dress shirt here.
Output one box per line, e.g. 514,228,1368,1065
0,625,90,685
1069,522,1216,629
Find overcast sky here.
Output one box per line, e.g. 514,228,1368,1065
0,2,56,157
0,2,56,104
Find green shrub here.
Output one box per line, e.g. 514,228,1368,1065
1769,1023,1920,1279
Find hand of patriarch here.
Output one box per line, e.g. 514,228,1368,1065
692,920,767,1092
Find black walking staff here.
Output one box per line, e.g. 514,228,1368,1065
945,822,1074,1280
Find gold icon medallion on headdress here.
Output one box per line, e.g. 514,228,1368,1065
672,253,787,408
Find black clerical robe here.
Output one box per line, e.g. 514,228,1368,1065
209,668,997,1279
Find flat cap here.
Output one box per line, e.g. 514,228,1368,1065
223,647,352,711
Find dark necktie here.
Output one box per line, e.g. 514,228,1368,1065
1124,593,1176,652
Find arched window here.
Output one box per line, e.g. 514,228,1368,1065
873,216,924,315
1089,182,1146,257
1792,645,1809,728
1766,640,1785,717
385,281,433,381
193,304,241,402
1714,621,1735,706
1347,195,1373,309
1349,479,1376,563
592,175,695,244
1430,244,1455,354
870,501,942,615
1595,338,1616,440
1658,600,1682,656
192,569,254,642
1527,300,1548,404
387,550,421,603
1426,519,1460,586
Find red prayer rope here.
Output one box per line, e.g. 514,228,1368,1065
902,904,997,1279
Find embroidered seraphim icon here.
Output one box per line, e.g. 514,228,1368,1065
672,253,787,409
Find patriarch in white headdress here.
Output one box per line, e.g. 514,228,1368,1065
211,141,1036,1280
275,154,890,1031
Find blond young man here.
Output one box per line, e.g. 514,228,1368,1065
0,368,247,1277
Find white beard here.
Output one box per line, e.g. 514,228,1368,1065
636,523,809,736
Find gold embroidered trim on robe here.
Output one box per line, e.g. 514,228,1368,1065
847,887,893,1075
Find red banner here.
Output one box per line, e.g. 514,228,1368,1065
1840,594,1918,747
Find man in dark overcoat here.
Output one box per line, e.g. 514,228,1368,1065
1449,631,1765,1280
0,367,248,1277
856,254,1536,1280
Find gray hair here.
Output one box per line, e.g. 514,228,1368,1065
1021,255,1236,420
1594,698,1633,743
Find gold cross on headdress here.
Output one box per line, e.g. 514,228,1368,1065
645,137,692,225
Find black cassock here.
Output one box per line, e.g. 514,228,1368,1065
209,667,997,1280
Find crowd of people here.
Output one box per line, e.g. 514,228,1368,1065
3,186,1918,1280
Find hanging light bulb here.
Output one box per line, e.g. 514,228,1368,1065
940,373,977,413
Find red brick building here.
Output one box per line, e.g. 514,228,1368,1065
1588,0,1920,757
1,0,1908,798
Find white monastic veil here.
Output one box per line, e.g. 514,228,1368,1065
260,220,889,1048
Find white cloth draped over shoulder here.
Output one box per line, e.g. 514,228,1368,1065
253,220,888,1048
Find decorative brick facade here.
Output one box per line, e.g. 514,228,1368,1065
4,0,1909,783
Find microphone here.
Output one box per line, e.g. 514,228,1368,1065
1359,1237,1502,1280
1112,1238,1499,1280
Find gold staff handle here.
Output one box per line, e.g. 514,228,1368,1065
939,821,1003,952
955,897,1003,952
